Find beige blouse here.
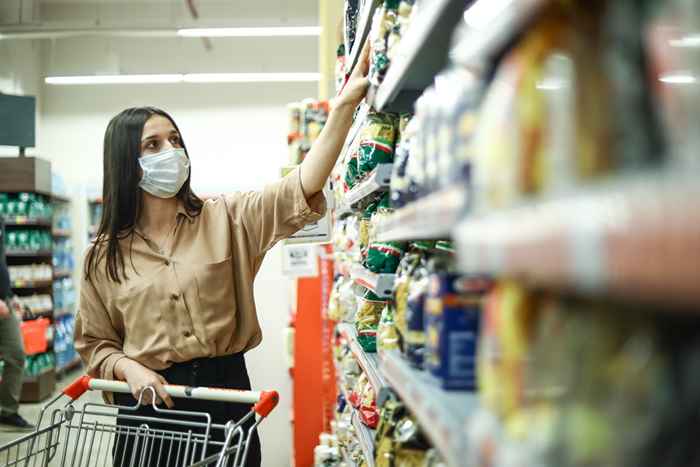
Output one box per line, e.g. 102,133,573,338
75,167,325,381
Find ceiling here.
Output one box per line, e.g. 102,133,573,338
0,0,319,30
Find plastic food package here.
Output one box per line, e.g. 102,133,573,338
344,0,360,65
377,304,400,352
390,117,417,209
355,290,388,352
404,271,429,368
338,276,359,323
425,274,486,390
368,0,400,87
393,253,423,345
364,241,405,274
357,112,398,180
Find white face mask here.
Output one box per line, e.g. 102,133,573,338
138,148,191,198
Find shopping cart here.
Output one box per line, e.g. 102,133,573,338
0,375,279,467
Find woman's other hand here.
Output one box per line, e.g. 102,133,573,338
115,358,174,408
335,41,371,110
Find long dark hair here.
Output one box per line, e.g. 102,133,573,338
85,107,203,283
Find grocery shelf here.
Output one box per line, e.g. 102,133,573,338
375,185,468,242
338,323,388,395
350,264,395,299
370,0,468,112
11,279,53,290
3,216,52,227
344,164,393,208
451,0,549,67
351,410,376,467
340,104,370,161
51,193,70,203
6,250,52,259
53,269,72,279
52,228,71,237
454,171,700,308
379,350,478,467
346,0,381,77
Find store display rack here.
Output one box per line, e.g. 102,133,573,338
454,170,700,308
5,250,53,258
379,350,479,467
369,0,468,113
344,164,393,208
375,185,468,242
3,216,52,227
346,0,381,77
451,0,549,67
351,411,376,467
338,323,388,395
10,279,52,290
350,263,395,299
53,269,71,279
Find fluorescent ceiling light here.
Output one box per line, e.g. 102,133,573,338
45,74,183,85
670,34,700,48
659,72,697,85
177,26,321,37
463,0,514,30
45,73,320,85
183,72,320,83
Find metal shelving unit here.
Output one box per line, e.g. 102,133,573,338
370,0,468,112
375,185,467,242
379,350,479,467
344,164,393,208
350,263,396,299
454,171,700,308
338,323,388,395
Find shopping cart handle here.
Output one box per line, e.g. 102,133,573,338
63,376,279,416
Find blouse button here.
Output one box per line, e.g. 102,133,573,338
183,330,192,338
164,260,170,266
170,293,179,301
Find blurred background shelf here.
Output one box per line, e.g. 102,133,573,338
375,185,467,242
3,217,52,227
10,279,52,290
454,171,700,308
351,411,376,467
370,0,467,112
6,250,52,258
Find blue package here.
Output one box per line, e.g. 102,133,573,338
425,274,484,391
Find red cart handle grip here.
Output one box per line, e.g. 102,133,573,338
63,375,92,400
253,391,279,417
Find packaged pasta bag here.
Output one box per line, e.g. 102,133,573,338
364,241,405,274
368,0,400,87
357,111,398,180
359,197,381,255
343,147,360,192
390,117,416,209
355,290,388,352
328,279,343,321
404,264,430,368
377,303,400,352
359,381,379,428
349,373,369,409
375,398,406,467
393,252,423,344
393,416,430,465
338,276,358,322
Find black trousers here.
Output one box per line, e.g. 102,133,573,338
112,353,262,467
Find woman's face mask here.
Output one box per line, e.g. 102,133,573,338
138,115,190,198
139,148,190,198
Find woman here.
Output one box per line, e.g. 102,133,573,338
75,46,370,467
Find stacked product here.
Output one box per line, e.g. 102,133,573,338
288,99,331,165
318,0,700,465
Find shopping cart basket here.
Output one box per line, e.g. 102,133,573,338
0,375,279,467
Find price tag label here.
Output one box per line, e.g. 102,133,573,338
281,244,319,278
